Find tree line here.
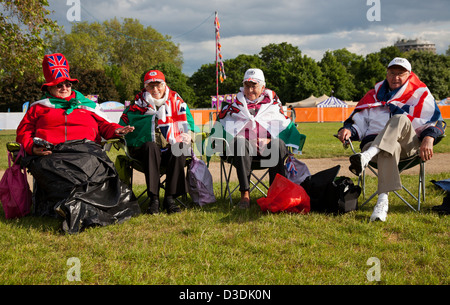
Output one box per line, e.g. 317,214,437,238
1,12,449,111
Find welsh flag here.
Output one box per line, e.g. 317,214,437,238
208,89,302,156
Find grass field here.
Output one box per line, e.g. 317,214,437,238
0,123,448,286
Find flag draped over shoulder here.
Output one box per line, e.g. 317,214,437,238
214,89,301,151
351,72,442,134
31,90,111,120
119,87,198,147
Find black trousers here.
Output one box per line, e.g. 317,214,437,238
129,141,188,198
222,137,288,192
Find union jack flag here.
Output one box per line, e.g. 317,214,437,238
46,54,70,79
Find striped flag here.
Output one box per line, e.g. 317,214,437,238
215,12,226,83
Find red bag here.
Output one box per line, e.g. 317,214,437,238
0,145,32,219
257,174,310,214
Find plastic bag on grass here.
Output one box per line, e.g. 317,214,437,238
257,174,310,214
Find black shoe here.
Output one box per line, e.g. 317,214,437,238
349,153,367,176
163,197,181,214
147,198,160,214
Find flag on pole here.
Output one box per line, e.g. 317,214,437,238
215,12,226,84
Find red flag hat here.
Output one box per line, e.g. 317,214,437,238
41,53,79,90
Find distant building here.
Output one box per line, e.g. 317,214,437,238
394,39,436,54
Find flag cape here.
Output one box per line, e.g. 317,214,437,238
119,87,198,147
351,72,442,134
30,90,111,121
213,89,301,151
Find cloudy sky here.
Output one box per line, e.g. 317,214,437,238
48,0,450,75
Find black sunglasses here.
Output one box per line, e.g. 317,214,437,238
56,82,73,89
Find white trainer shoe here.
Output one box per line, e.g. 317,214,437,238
370,198,389,222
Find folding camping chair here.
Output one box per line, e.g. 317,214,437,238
337,136,443,212
103,137,192,210
210,134,306,206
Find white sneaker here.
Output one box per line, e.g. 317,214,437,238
370,198,389,222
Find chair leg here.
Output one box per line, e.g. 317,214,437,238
220,159,234,206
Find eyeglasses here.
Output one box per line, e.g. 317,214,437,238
56,82,73,89
387,71,409,78
243,82,262,90
145,82,165,90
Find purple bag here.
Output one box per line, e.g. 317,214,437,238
0,145,32,219
186,155,216,207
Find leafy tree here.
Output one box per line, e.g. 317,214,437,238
50,18,183,102
378,46,404,67
406,51,450,100
0,0,59,110
353,53,386,100
319,51,356,100
0,72,42,111
70,67,120,103
188,54,263,108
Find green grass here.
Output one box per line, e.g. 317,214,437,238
0,125,449,285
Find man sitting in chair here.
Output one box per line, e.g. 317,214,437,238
120,70,198,214
213,68,302,209
337,57,446,222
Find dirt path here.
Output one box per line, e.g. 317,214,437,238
4,153,450,186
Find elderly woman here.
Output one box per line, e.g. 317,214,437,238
214,68,302,208
337,57,446,222
16,53,139,233
120,70,198,214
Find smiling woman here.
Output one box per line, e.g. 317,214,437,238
13,53,140,233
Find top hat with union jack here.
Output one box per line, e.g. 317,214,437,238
41,53,79,90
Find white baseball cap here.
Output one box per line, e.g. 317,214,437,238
243,68,265,85
388,57,411,72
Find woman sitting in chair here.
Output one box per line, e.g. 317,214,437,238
16,53,139,233
337,57,446,222
119,70,198,214
213,68,302,209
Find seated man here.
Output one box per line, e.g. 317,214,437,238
211,68,302,208
337,57,446,222
120,70,199,214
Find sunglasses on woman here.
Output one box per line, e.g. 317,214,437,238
56,82,73,89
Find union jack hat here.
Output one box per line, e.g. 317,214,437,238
41,53,78,90
144,70,165,84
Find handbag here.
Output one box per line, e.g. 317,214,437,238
0,145,32,219
285,154,310,185
186,153,216,207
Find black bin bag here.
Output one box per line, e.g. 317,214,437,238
23,139,141,233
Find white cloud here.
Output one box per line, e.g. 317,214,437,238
48,0,450,75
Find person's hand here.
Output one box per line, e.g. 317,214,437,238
257,138,271,149
337,128,351,143
176,132,191,145
33,145,52,156
420,136,434,161
115,125,135,136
